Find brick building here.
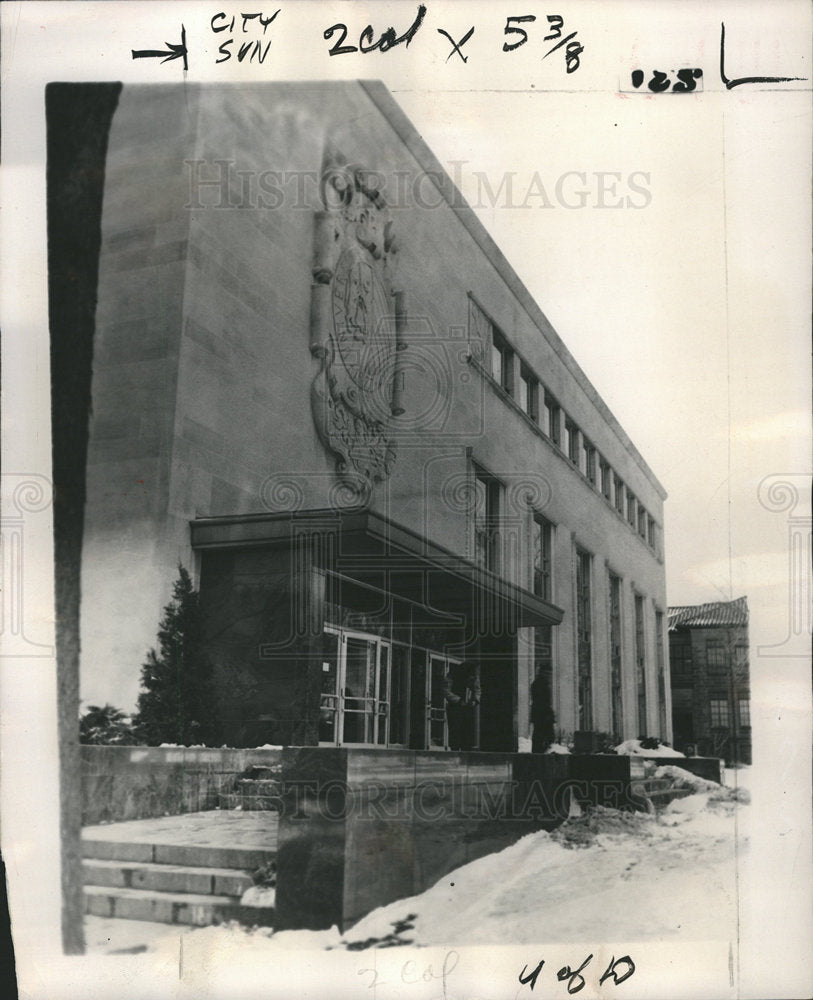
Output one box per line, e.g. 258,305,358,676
51,82,671,752
668,596,751,764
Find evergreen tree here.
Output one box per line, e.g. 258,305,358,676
79,703,136,745
132,566,218,746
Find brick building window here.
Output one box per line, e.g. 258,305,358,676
738,698,750,727
706,639,728,672
670,638,693,678
709,698,730,728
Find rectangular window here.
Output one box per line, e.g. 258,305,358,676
609,573,623,737
670,638,693,678
738,698,751,727
734,644,748,678
584,441,596,486
532,516,554,601
468,298,514,397
543,392,561,446
710,698,730,728
468,297,490,362
637,503,647,539
647,516,657,550
519,365,539,422
656,610,667,738
491,329,514,395
627,491,637,528
614,476,625,516
473,466,501,573
491,339,503,386
600,459,612,500
634,594,647,734
565,419,579,465
706,639,727,672
576,548,593,730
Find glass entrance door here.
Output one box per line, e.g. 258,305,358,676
427,655,448,749
319,627,391,746
426,654,462,750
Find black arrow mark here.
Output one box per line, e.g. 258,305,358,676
132,24,187,70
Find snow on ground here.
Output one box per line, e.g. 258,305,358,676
134,767,749,962
517,738,570,754
613,738,685,757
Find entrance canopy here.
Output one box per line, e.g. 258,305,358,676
191,508,564,630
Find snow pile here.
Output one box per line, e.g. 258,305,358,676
240,886,276,908
137,772,748,956
515,738,570,754
613,738,684,757
655,765,751,803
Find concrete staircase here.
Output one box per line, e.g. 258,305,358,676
83,828,277,927
217,764,283,811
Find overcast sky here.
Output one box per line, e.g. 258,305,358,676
393,83,809,639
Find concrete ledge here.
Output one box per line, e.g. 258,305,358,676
83,859,254,896
81,745,283,824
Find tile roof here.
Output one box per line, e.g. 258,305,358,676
667,595,749,631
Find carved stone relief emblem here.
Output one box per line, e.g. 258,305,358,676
309,150,405,492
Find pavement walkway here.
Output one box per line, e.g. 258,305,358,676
83,809,279,850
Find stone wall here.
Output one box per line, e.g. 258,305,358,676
81,745,282,825
274,747,722,931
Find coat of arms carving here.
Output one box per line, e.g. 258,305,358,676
309,150,405,493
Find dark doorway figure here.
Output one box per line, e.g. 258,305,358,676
531,671,555,753
445,666,481,750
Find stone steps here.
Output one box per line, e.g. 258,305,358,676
84,884,275,927
82,821,277,927
83,858,254,896
218,776,283,811
82,836,275,870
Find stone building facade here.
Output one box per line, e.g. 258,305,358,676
74,81,670,751
668,597,751,764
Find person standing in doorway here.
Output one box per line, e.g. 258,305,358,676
446,665,480,751
458,668,481,751
444,672,463,750
531,671,555,753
